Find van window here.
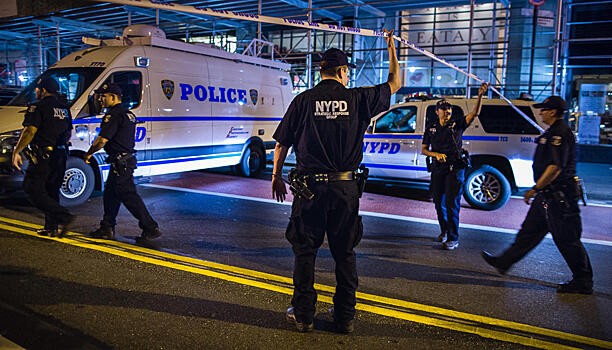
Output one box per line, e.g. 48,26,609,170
425,105,465,128
8,67,105,107
101,71,143,110
374,106,417,133
478,105,539,134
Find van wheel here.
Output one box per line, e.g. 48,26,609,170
59,156,95,207
463,165,511,211
235,144,265,177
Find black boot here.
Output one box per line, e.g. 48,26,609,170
557,280,593,295
481,251,509,275
89,225,115,240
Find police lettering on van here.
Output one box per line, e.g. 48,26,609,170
179,83,250,105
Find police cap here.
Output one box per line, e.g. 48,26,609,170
533,96,566,111
320,48,356,69
95,83,123,97
36,77,59,93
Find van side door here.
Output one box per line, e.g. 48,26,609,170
363,105,419,179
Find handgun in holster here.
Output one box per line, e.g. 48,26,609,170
23,145,52,165
288,168,314,200
574,176,587,206
356,164,369,198
105,152,135,176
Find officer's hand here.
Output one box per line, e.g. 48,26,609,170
11,152,22,170
523,189,536,205
272,176,287,203
83,153,92,163
478,82,490,97
383,29,395,49
434,153,447,162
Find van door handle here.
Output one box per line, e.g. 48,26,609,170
401,140,415,145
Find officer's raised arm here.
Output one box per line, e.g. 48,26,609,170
465,82,489,126
383,29,401,95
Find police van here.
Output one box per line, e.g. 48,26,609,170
362,98,544,210
0,25,293,206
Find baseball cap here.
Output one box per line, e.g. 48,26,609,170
95,83,123,97
435,99,452,110
533,96,566,111
36,77,59,93
320,48,356,69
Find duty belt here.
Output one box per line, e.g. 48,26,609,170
310,171,355,182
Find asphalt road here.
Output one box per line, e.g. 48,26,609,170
0,169,611,349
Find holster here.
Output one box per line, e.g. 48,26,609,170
23,145,52,165
288,168,315,201
105,153,135,176
356,164,369,198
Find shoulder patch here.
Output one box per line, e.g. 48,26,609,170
103,114,111,123
28,105,36,113
551,135,562,146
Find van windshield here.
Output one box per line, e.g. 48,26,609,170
7,67,105,107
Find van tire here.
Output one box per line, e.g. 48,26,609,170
59,156,95,207
463,165,511,211
235,144,265,177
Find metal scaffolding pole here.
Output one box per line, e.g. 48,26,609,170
488,1,497,99
552,0,563,95
560,0,570,99
501,5,510,95
38,26,43,74
56,23,60,62
307,0,312,89
466,0,475,98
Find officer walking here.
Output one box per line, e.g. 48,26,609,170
482,96,593,294
422,83,489,250
84,83,161,242
11,77,74,236
272,29,400,333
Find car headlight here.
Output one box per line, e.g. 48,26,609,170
0,130,20,156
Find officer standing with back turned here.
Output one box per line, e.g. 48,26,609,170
84,83,161,242
272,29,400,333
482,96,593,294
11,77,74,237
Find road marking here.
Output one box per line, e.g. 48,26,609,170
1,216,610,350
143,183,612,246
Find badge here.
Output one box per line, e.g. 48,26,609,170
28,105,36,113
551,136,562,146
103,114,111,123
161,79,174,100
249,89,258,105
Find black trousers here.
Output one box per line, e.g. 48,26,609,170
23,149,71,228
101,164,157,232
286,180,362,325
430,166,465,241
497,191,593,282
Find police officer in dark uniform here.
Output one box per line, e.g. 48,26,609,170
272,29,400,333
482,96,593,294
84,83,161,242
12,77,74,236
422,83,489,250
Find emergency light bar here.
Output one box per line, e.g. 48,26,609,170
94,0,544,133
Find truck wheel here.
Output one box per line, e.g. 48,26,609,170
59,156,95,207
235,144,265,177
463,165,511,211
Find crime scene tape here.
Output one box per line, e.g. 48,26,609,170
94,0,544,133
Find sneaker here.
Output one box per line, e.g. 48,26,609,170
437,233,447,243
286,307,313,332
36,228,59,237
443,240,459,250
557,280,593,295
327,307,354,334
140,227,162,240
481,251,509,275
89,226,115,240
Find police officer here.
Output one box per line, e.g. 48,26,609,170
84,83,161,242
272,29,400,333
482,96,593,294
11,77,74,236
422,83,489,250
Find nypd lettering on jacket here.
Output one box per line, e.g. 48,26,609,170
179,83,250,104
53,108,69,119
314,100,349,119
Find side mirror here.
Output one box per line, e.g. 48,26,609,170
367,125,373,134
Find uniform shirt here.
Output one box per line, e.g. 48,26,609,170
22,95,72,148
98,104,136,156
533,118,576,185
422,115,467,164
273,80,391,173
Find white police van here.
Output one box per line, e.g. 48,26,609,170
363,98,543,210
0,25,293,206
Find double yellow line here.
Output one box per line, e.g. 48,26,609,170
0,215,610,349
